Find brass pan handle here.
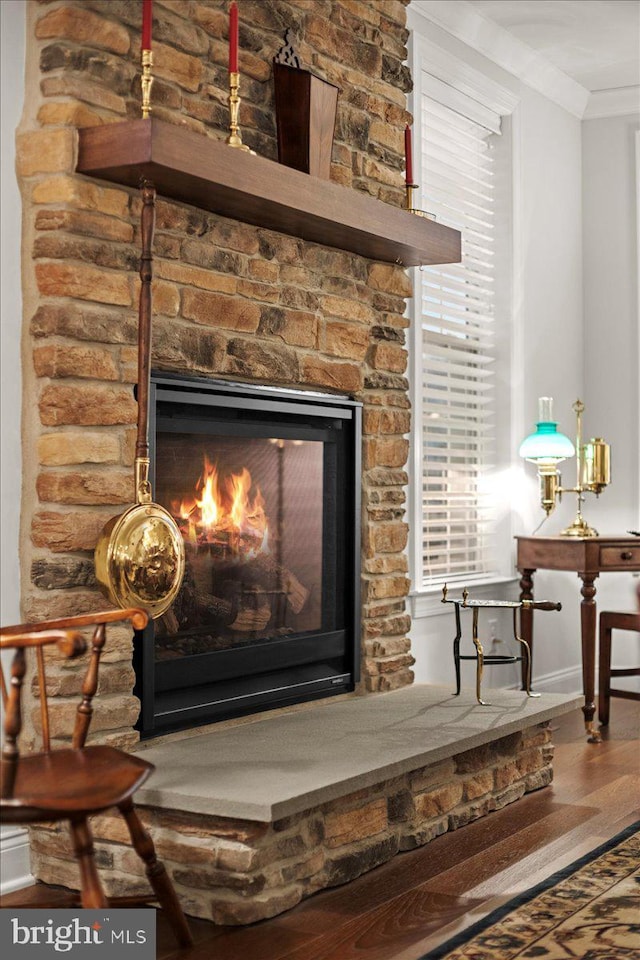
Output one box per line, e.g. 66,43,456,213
135,457,152,504
522,600,562,611
135,179,155,463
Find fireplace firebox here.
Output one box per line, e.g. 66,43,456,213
134,374,361,736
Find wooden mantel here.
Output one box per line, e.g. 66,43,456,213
76,119,461,268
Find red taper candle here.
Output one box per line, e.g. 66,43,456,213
141,0,153,51
404,124,413,185
229,1,239,73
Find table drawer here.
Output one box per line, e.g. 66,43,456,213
599,546,640,569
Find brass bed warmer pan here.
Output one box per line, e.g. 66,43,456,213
95,180,184,619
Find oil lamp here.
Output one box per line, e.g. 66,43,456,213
519,398,611,537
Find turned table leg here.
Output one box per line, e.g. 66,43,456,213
579,571,600,742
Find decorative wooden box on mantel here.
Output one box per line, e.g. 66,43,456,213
76,118,461,267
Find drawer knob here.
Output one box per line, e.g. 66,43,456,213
620,551,633,560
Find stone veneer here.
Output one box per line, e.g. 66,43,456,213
17,0,415,754
30,722,554,924
12,0,516,924
11,4,563,925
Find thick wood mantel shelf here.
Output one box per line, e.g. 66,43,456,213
76,119,461,267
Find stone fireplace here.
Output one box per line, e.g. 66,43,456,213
138,373,361,735
12,2,579,925
15,0,423,915
19,0,414,751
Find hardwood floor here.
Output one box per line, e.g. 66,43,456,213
3,700,639,960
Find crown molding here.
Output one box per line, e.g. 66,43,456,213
413,32,520,120
583,85,640,120
409,0,590,120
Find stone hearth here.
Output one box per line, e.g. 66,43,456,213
29,686,580,924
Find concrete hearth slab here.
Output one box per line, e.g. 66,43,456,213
135,685,581,822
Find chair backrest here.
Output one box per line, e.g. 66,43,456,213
0,608,148,797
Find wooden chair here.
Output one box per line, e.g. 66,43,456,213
598,610,640,725
0,608,192,947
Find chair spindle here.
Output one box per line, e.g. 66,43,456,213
73,623,106,750
36,645,51,752
1,647,26,800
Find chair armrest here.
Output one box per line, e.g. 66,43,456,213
1,608,149,636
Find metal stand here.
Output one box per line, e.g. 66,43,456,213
442,587,561,705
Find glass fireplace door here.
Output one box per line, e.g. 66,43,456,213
135,375,361,736
155,432,326,654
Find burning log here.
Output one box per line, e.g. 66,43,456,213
191,589,235,623
169,456,311,621
229,591,272,632
157,535,310,640
173,459,269,559
242,554,310,614
158,566,237,635
158,574,276,637
211,555,309,616
160,606,180,635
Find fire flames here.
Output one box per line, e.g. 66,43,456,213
171,457,269,557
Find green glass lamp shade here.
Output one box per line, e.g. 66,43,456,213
519,422,575,463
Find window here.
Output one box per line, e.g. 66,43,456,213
409,35,518,591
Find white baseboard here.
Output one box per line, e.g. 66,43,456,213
533,665,583,694
0,827,33,895
519,664,637,695
481,664,583,695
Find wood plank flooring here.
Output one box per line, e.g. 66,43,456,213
3,700,638,960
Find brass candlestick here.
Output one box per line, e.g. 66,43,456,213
405,183,435,219
227,71,254,153
141,49,154,119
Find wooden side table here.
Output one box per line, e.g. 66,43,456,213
516,535,640,740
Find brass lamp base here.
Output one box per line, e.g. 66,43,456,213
560,516,599,538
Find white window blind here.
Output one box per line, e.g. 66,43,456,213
418,76,500,586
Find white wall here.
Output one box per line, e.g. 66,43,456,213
510,82,586,691
0,0,32,896
583,113,639,539
406,8,635,696
582,113,640,683
1,2,24,628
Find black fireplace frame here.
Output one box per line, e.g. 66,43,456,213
134,373,362,737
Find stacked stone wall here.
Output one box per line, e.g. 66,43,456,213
17,0,416,753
